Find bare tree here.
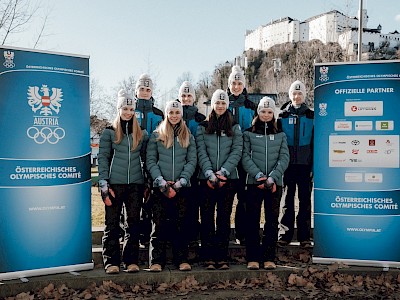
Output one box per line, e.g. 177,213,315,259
196,71,212,101
117,75,136,97
174,71,193,95
0,0,50,48
90,77,115,121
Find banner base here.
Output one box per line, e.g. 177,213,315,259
0,262,94,281
313,257,400,269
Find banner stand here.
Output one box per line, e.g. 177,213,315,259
0,46,93,280
313,60,400,268
0,262,94,281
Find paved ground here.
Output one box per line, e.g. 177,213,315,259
2,246,400,299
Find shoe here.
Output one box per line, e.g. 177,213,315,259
179,263,192,271
247,261,259,270
264,261,277,269
105,265,120,274
217,262,230,270
300,240,313,248
149,264,162,272
277,240,289,247
205,261,216,270
126,264,140,273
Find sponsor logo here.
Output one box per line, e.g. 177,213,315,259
369,140,376,146
384,149,395,154
334,121,352,131
333,149,345,153
349,158,362,163
351,140,360,145
365,173,383,183
355,121,373,131
376,120,394,131
366,150,378,154
352,149,359,154
345,173,362,183
344,101,383,116
332,159,346,163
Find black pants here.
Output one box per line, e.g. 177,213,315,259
245,185,282,262
187,166,202,243
279,164,312,243
102,183,143,269
149,188,191,268
234,163,247,242
199,180,236,263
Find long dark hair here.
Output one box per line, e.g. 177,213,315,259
205,110,234,137
251,115,279,134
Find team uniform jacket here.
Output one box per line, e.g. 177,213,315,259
98,126,148,184
277,102,314,166
228,93,256,133
135,97,164,133
146,132,197,185
196,122,243,180
182,105,206,135
241,123,289,186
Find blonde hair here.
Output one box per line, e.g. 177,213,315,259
112,114,143,151
156,118,191,148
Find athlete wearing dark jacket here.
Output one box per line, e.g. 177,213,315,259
277,80,314,247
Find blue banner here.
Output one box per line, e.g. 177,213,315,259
313,61,400,267
0,46,93,279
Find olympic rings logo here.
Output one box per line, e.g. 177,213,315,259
26,127,66,144
3,61,15,68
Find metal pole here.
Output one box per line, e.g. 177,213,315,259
357,0,363,61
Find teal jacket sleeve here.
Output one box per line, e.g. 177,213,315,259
241,131,263,178
146,132,162,180
196,125,213,176
220,124,243,176
269,133,290,183
178,135,197,182
98,129,113,181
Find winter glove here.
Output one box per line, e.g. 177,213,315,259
255,172,265,180
99,179,114,206
215,170,227,188
265,177,276,193
256,176,268,190
163,181,177,198
154,176,167,189
172,178,187,192
154,176,175,198
205,171,219,189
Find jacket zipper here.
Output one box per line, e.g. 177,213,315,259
127,122,131,183
217,135,220,170
172,138,175,181
265,123,268,175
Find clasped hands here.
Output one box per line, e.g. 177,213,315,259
256,176,276,193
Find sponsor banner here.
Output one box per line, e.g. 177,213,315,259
314,60,400,266
0,46,92,279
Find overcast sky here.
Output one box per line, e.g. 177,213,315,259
5,0,400,100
